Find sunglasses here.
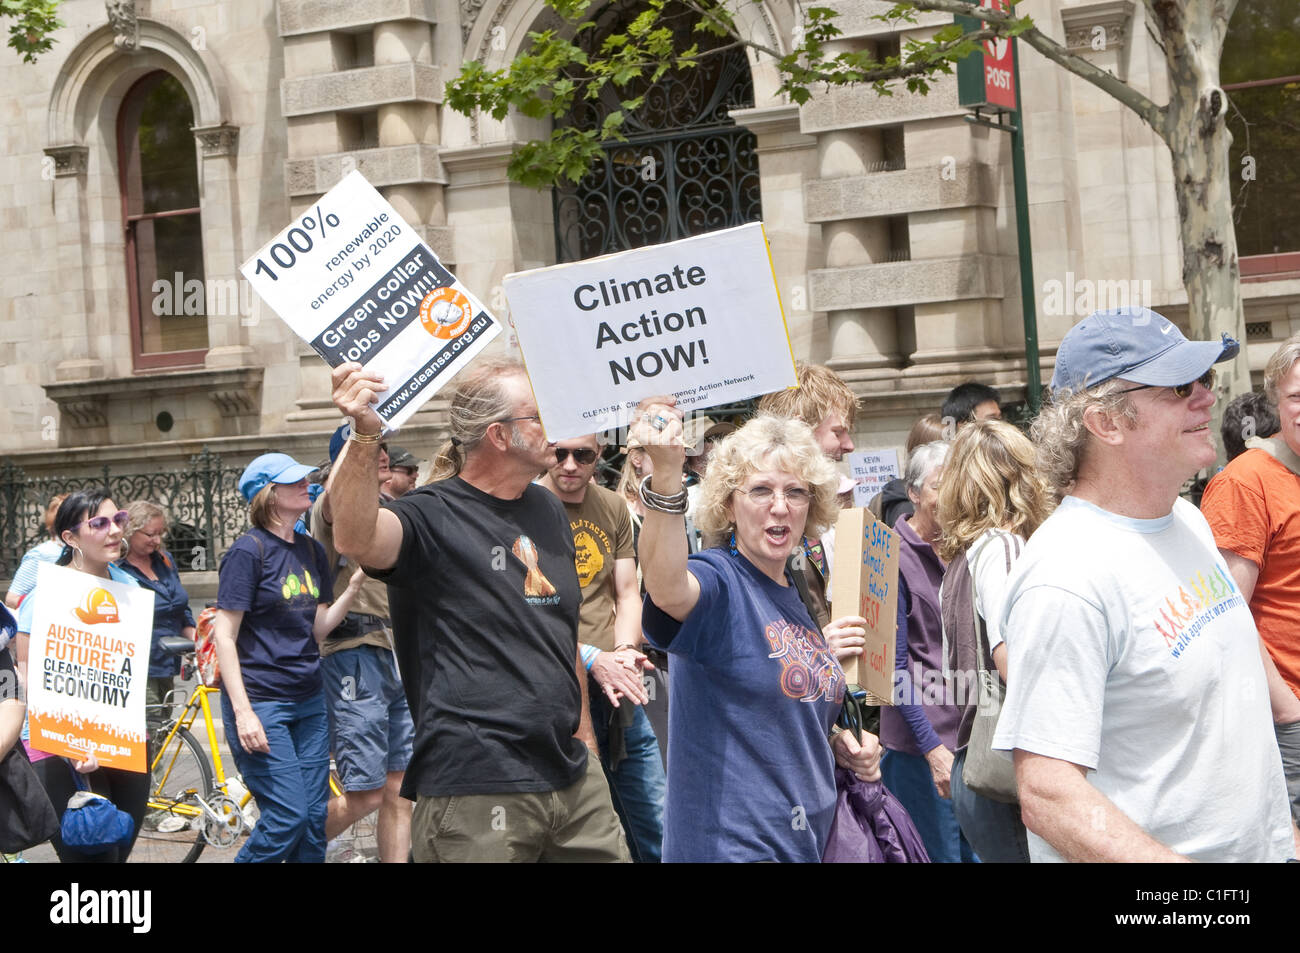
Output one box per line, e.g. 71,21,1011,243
79,510,130,533
1117,368,1215,400
555,447,598,465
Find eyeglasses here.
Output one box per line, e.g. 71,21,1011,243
1117,368,1215,400
555,447,598,465
80,510,129,533
497,415,540,425
737,486,812,508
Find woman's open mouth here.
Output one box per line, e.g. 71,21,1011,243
765,525,791,545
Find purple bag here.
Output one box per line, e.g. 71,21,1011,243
823,767,931,863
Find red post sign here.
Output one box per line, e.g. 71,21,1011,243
982,0,1017,110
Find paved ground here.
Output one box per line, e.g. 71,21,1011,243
14,672,378,864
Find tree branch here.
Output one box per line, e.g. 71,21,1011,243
905,0,1169,142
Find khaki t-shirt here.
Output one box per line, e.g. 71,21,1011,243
565,483,636,652
311,501,393,656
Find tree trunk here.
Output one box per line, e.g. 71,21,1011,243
1153,0,1250,457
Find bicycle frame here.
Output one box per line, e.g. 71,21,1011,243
148,683,342,816
147,683,242,819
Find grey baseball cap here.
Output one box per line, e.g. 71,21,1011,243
386,445,418,470
1050,307,1238,395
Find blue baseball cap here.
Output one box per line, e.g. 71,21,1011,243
1051,307,1239,395
329,423,351,463
239,452,316,503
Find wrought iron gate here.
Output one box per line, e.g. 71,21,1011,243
552,1,762,262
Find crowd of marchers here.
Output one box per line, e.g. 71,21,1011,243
3,304,1299,863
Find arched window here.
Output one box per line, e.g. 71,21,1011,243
552,0,762,262
118,71,209,368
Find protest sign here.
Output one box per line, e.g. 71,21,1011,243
241,170,500,430
26,563,155,771
849,449,901,508
502,222,797,441
829,507,899,704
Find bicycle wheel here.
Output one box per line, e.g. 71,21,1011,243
129,726,213,864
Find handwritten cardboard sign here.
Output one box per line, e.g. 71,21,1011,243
502,222,797,440
241,171,500,430
27,563,154,770
830,507,899,704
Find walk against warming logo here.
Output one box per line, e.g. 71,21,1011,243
73,588,119,625
1156,564,1246,659
513,535,560,605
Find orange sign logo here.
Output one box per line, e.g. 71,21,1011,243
419,287,474,340
74,588,119,625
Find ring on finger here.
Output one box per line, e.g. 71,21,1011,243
652,414,668,431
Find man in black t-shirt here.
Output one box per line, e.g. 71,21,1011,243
327,358,629,863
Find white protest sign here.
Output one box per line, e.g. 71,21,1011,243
27,562,154,771
503,222,797,440
849,449,901,507
240,171,501,430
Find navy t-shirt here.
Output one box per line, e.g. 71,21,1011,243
643,548,847,862
216,528,333,702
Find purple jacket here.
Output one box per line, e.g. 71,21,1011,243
879,516,962,757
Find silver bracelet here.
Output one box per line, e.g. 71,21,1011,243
638,475,688,514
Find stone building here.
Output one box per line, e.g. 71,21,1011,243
0,0,1296,563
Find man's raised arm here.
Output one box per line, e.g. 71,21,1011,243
330,362,404,571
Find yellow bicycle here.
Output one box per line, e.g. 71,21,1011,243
131,637,342,863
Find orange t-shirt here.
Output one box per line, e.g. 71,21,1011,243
1201,448,1300,700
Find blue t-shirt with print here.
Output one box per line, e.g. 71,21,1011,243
643,548,846,862
216,528,332,702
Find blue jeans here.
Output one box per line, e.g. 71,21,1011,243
950,749,1030,863
221,691,330,863
881,749,979,863
590,691,666,863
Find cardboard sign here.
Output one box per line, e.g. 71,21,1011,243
849,449,901,508
27,563,155,771
241,171,501,430
829,507,899,705
502,222,797,440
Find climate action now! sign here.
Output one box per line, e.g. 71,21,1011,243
241,171,500,429
503,222,797,440
27,562,154,771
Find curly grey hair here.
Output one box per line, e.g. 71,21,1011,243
1030,380,1138,501
695,414,841,539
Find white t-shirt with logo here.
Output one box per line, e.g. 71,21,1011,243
992,496,1293,863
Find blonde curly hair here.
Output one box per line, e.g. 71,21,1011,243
695,414,840,540
1030,380,1138,503
936,420,1053,562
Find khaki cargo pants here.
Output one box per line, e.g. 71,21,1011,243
411,754,631,863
